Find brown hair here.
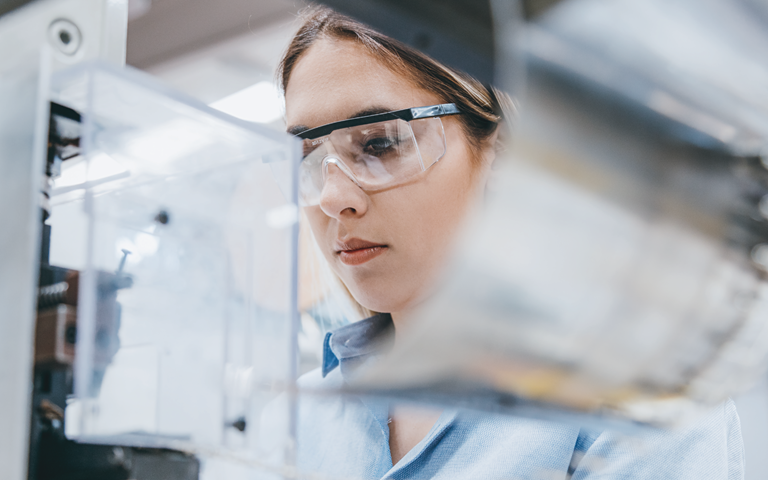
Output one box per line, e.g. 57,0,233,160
277,5,511,163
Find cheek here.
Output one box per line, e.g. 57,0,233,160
423,150,478,220
383,149,478,260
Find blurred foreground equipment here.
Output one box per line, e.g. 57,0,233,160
347,0,768,429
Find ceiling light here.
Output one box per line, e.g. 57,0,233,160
209,81,283,124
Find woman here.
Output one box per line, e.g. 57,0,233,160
275,6,743,479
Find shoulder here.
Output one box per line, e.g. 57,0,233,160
571,399,744,479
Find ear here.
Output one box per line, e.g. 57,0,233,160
484,126,501,166
478,125,502,191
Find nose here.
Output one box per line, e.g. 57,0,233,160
318,157,369,219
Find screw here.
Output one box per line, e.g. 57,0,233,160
229,416,247,432
48,19,82,56
117,249,131,274
154,210,170,225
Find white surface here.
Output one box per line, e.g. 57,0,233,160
0,0,126,478
0,48,47,480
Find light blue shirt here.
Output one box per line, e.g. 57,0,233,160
288,314,745,479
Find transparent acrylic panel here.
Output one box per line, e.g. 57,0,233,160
48,62,299,464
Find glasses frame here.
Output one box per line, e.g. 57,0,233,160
296,103,461,140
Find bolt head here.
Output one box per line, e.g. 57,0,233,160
48,19,82,56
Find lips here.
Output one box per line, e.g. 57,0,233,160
335,238,388,266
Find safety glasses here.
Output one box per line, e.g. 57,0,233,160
295,103,460,206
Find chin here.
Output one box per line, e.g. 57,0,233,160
347,280,417,315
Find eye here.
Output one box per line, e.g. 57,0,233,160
362,135,398,156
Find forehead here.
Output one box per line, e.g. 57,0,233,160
284,38,441,130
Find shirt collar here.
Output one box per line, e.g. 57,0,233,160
322,313,395,379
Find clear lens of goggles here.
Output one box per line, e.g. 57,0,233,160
299,117,447,206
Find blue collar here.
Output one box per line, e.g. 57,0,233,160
321,313,395,379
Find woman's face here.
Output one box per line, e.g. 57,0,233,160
285,38,491,316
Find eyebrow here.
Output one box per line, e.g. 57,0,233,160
287,124,309,135
286,106,393,137
348,106,392,119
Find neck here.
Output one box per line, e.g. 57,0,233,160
389,311,413,338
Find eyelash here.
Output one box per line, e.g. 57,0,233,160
362,135,398,154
